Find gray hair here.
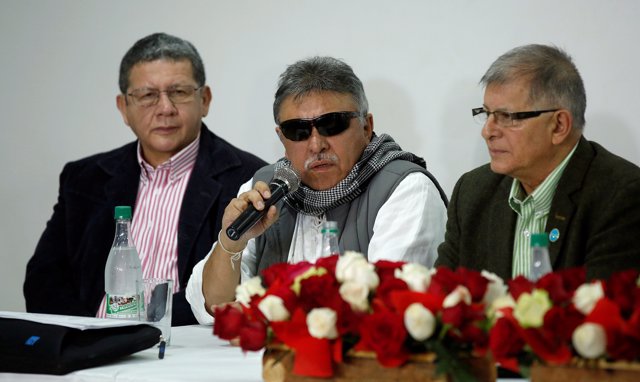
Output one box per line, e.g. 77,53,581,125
118,33,205,93
480,44,586,130
273,56,369,123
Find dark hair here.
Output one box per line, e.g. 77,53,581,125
480,44,586,130
273,56,368,123
118,33,205,93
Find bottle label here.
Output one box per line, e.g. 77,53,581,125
106,293,140,318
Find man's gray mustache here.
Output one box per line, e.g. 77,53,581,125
304,154,338,170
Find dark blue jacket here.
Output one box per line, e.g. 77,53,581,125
24,124,266,325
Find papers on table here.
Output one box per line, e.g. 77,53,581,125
0,311,144,330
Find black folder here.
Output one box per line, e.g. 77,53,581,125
0,316,161,375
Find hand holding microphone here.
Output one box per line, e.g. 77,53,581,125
226,165,300,241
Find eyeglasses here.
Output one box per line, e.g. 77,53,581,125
279,111,363,141
126,85,203,107
472,107,559,127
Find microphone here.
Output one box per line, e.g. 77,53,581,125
226,165,300,241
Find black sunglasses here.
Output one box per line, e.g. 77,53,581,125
279,111,362,141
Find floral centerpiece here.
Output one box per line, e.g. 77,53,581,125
213,252,504,382
488,268,640,380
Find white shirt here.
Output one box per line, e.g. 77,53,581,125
185,172,446,324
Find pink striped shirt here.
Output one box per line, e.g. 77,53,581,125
96,135,200,317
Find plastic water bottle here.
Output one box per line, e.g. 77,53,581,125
320,221,341,257
104,206,142,319
529,233,552,282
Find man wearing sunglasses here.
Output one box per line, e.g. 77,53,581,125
186,57,448,323
24,33,266,325
436,44,640,281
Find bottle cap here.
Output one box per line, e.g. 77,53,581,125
114,206,132,220
530,233,549,247
321,220,338,234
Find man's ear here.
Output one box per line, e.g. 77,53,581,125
551,109,574,145
275,126,284,143
275,126,288,158
200,85,213,118
116,94,130,127
364,113,374,140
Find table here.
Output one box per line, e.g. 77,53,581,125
0,325,263,382
0,324,526,381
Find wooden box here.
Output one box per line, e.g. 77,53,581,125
263,347,496,382
530,359,640,382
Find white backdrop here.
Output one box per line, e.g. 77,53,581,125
2,0,639,312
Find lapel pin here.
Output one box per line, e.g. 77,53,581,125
549,228,560,243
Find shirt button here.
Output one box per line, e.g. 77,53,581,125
523,230,530,237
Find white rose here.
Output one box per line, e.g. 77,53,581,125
404,303,436,341
481,270,508,307
335,251,365,281
572,281,605,315
339,281,370,312
335,251,379,290
572,323,607,359
443,285,472,308
258,295,290,322
306,308,338,339
394,263,432,292
513,289,552,328
235,276,265,306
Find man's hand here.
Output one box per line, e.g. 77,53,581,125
220,181,280,248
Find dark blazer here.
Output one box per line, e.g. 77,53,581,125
24,124,266,325
436,137,640,281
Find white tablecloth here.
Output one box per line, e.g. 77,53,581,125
0,325,263,382
0,324,527,381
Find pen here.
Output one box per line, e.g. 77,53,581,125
158,336,166,359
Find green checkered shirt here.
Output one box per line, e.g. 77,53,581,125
509,144,578,277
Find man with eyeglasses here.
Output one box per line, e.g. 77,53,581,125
436,44,640,281
24,33,266,325
185,56,448,323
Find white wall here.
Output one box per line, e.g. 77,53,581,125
2,0,639,312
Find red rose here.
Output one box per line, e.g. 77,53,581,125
315,254,339,274
456,268,488,302
519,326,572,365
507,276,534,300
374,259,406,283
429,267,463,297
336,300,364,335
261,261,313,287
213,304,246,340
388,290,443,315
377,278,410,310
536,273,572,305
606,269,640,318
442,304,465,328
543,306,583,343
490,317,525,366
359,311,408,367
298,273,342,312
589,300,640,360
605,307,640,361
515,307,575,365
239,319,267,351
442,303,487,345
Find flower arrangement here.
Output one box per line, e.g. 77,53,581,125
213,252,505,381
488,268,640,377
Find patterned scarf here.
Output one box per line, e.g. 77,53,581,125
275,133,426,216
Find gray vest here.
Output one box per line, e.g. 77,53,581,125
252,160,447,274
